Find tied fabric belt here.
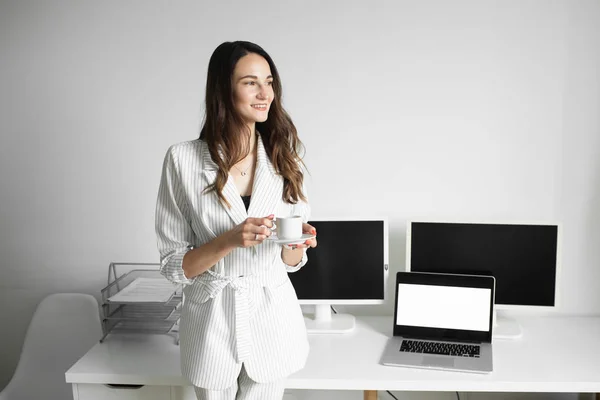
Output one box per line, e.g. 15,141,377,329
194,269,286,363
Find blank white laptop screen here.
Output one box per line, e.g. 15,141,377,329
396,284,491,332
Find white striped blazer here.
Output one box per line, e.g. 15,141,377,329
155,135,310,390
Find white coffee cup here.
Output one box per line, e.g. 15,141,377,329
274,215,303,240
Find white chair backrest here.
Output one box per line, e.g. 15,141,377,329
0,293,101,400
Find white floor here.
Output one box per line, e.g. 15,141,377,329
283,390,592,400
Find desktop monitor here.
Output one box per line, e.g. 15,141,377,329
288,218,389,334
405,220,561,339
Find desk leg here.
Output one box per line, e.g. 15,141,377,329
364,390,377,400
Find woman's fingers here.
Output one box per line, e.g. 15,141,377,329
252,233,269,241
249,215,275,229
283,236,317,250
237,215,275,247
246,224,272,237
302,222,317,235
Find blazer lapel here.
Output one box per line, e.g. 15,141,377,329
248,135,283,218
201,143,248,227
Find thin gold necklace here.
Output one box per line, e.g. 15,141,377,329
233,161,253,177
233,134,257,177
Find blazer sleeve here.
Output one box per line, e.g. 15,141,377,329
285,168,311,273
155,146,197,285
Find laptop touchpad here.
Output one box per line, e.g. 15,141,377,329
421,356,455,368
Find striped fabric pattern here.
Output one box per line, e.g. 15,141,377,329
193,364,286,400
155,136,310,390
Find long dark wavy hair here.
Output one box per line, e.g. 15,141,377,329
199,41,306,207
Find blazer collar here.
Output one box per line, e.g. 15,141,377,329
201,134,283,226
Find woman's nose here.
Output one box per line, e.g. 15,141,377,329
257,86,269,100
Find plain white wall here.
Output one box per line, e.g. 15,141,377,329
1,0,599,398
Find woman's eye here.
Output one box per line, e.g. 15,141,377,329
266,81,273,86
247,81,256,86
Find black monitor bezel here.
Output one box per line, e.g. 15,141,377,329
290,218,388,303
406,221,560,308
393,271,495,343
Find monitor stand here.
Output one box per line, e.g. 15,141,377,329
493,310,523,340
304,304,355,334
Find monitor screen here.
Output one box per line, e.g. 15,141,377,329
288,219,388,303
406,221,559,307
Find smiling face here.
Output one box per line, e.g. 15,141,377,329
232,52,274,129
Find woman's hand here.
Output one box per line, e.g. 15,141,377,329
228,214,275,248
283,223,318,250
280,222,317,266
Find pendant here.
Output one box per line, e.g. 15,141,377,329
241,171,247,176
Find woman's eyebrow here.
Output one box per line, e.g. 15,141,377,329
237,74,273,81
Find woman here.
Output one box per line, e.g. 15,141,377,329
155,41,317,400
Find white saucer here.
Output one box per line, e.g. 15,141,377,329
267,233,316,245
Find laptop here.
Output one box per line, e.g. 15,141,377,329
381,271,495,373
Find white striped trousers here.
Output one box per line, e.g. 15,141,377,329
193,364,286,400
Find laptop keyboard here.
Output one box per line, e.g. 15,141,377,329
400,339,481,357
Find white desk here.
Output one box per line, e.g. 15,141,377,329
65,316,600,400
